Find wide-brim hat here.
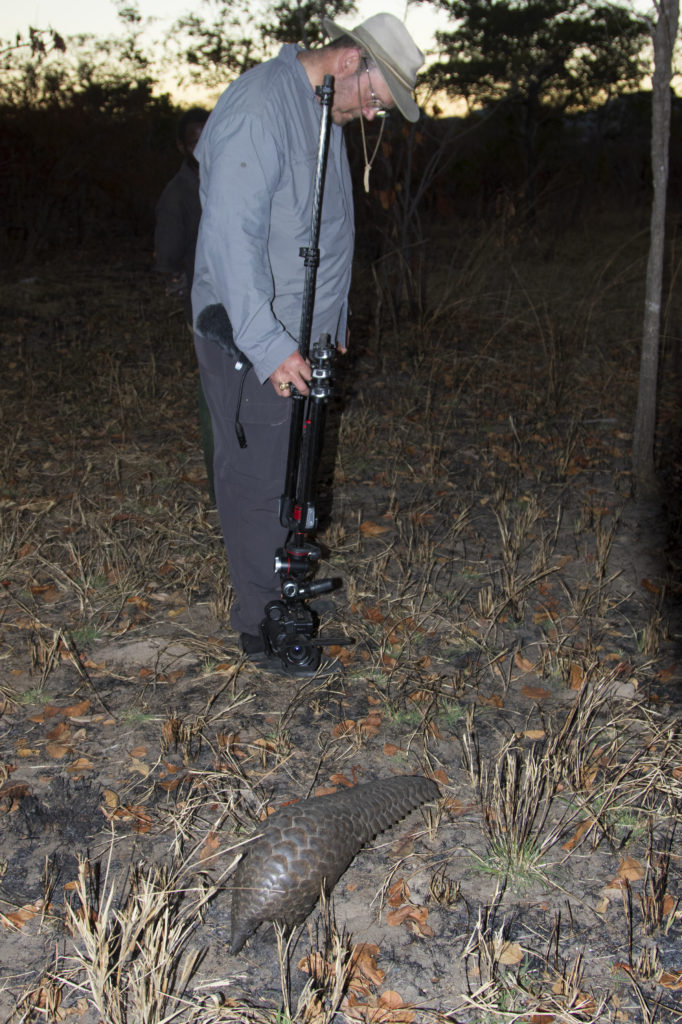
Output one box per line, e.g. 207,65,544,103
322,13,424,122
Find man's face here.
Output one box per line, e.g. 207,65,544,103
182,122,204,156
331,59,393,126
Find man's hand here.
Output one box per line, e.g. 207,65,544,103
270,350,312,397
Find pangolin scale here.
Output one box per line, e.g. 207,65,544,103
230,774,440,953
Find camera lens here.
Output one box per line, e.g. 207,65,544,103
285,642,317,668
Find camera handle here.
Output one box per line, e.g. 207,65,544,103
260,75,352,670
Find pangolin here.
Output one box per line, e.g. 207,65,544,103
230,774,440,953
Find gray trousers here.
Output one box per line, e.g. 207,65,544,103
194,333,290,636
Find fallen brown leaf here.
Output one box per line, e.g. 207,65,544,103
521,684,551,700
387,879,410,907
200,831,220,862
360,521,390,537
1,899,44,929
45,742,71,759
496,938,523,965
62,699,91,718
514,652,535,673
569,663,584,690
658,970,682,990
329,772,354,787
359,713,382,737
561,819,591,851
66,757,94,775
46,721,70,742
386,904,434,937
478,694,504,708
333,719,356,737
617,856,644,882
349,943,385,987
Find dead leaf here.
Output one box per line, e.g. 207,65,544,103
0,781,30,801
663,893,676,915
46,721,70,742
1,899,44,929
349,943,385,987
495,939,523,965
373,991,416,1022
298,951,331,979
129,757,150,778
387,879,410,907
200,831,220,862
521,684,551,700
329,773,354,787
386,904,433,937
333,719,356,737
66,757,94,774
158,773,183,792
359,713,382,738
254,738,277,754
561,819,591,851
478,694,504,708
618,856,644,882
63,699,90,718
658,970,682,990
444,796,467,815
403,905,434,938
328,644,355,664
514,652,535,673
385,909,411,933
45,742,71,759
569,663,584,690
104,804,152,832
167,607,187,619
360,521,390,536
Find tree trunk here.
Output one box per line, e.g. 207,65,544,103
632,0,679,498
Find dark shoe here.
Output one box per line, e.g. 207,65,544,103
239,632,267,660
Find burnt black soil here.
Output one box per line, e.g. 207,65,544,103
1,236,681,1023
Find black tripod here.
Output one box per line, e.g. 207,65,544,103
260,75,351,672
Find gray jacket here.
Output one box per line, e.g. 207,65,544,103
192,44,354,383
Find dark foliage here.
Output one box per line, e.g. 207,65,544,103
2,90,682,274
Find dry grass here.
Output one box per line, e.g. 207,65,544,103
0,213,681,1023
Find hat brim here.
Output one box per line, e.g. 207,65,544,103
322,16,420,123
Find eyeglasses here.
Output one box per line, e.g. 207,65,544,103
363,57,389,115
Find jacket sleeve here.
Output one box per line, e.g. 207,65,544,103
196,112,298,383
